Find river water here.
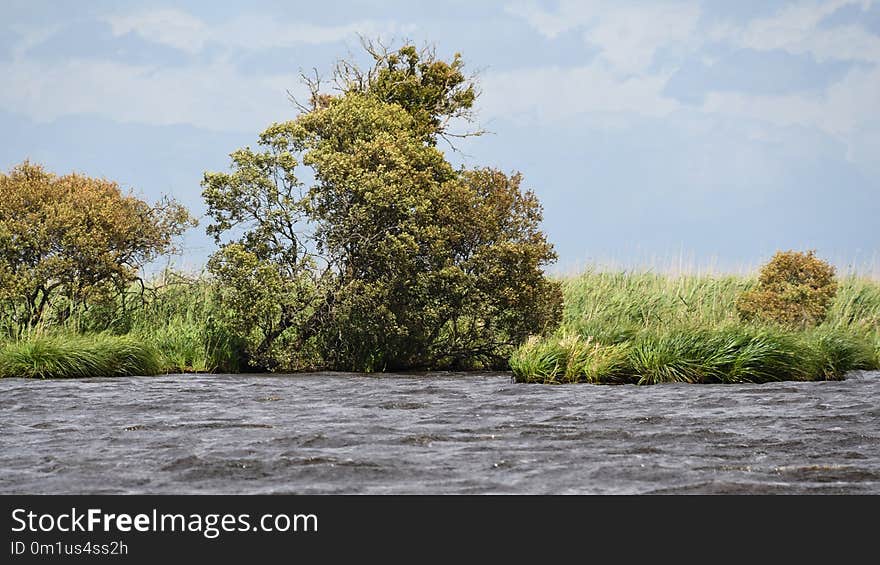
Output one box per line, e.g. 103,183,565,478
1,371,878,494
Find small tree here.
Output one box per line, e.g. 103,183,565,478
736,250,838,327
0,161,194,333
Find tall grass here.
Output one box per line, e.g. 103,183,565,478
0,334,161,378
118,280,242,373
512,270,880,384
83,274,241,373
561,271,749,334
510,334,631,384
511,325,876,385
0,272,244,376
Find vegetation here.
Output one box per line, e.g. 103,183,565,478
203,41,561,372
0,333,160,379
0,264,877,380
510,269,880,384
107,274,243,373
736,250,838,327
0,161,194,336
0,43,876,384
0,160,204,378
511,325,875,385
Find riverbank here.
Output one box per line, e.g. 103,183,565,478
2,270,878,381
510,271,880,384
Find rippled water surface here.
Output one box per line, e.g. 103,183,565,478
1,372,878,494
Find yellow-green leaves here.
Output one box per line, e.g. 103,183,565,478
736,250,838,327
201,43,560,371
336,42,478,143
0,161,194,333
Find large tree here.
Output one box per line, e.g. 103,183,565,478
0,161,194,333
203,42,562,371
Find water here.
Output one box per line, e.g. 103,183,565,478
1,371,878,494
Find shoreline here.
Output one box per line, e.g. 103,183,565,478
3,270,878,383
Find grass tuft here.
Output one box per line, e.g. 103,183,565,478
0,334,161,379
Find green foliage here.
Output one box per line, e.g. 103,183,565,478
0,333,161,379
804,326,876,379
511,269,880,384
627,327,809,385
123,278,244,373
0,161,195,335
561,270,749,338
2,265,875,380
333,41,478,143
736,250,838,327
823,276,880,369
203,42,561,371
206,245,321,370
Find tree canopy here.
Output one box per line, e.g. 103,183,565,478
203,42,562,371
331,40,479,144
0,161,194,333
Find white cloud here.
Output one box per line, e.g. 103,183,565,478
501,0,880,163
0,57,308,132
504,0,588,38
493,1,696,123
508,0,880,71
6,22,66,59
698,64,880,169
479,64,679,123
711,0,880,63
103,9,414,54
0,8,413,132
506,0,701,74
104,9,208,53
701,65,880,137
6,0,880,156
581,3,700,75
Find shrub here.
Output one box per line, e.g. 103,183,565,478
736,250,837,327
0,161,194,335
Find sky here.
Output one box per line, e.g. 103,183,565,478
2,0,879,275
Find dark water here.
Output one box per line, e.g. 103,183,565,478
1,371,878,494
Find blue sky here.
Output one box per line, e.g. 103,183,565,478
2,0,879,274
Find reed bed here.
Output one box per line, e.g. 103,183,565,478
511,271,880,384
2,269,877,381
0,275,242,377
120,281,242,373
